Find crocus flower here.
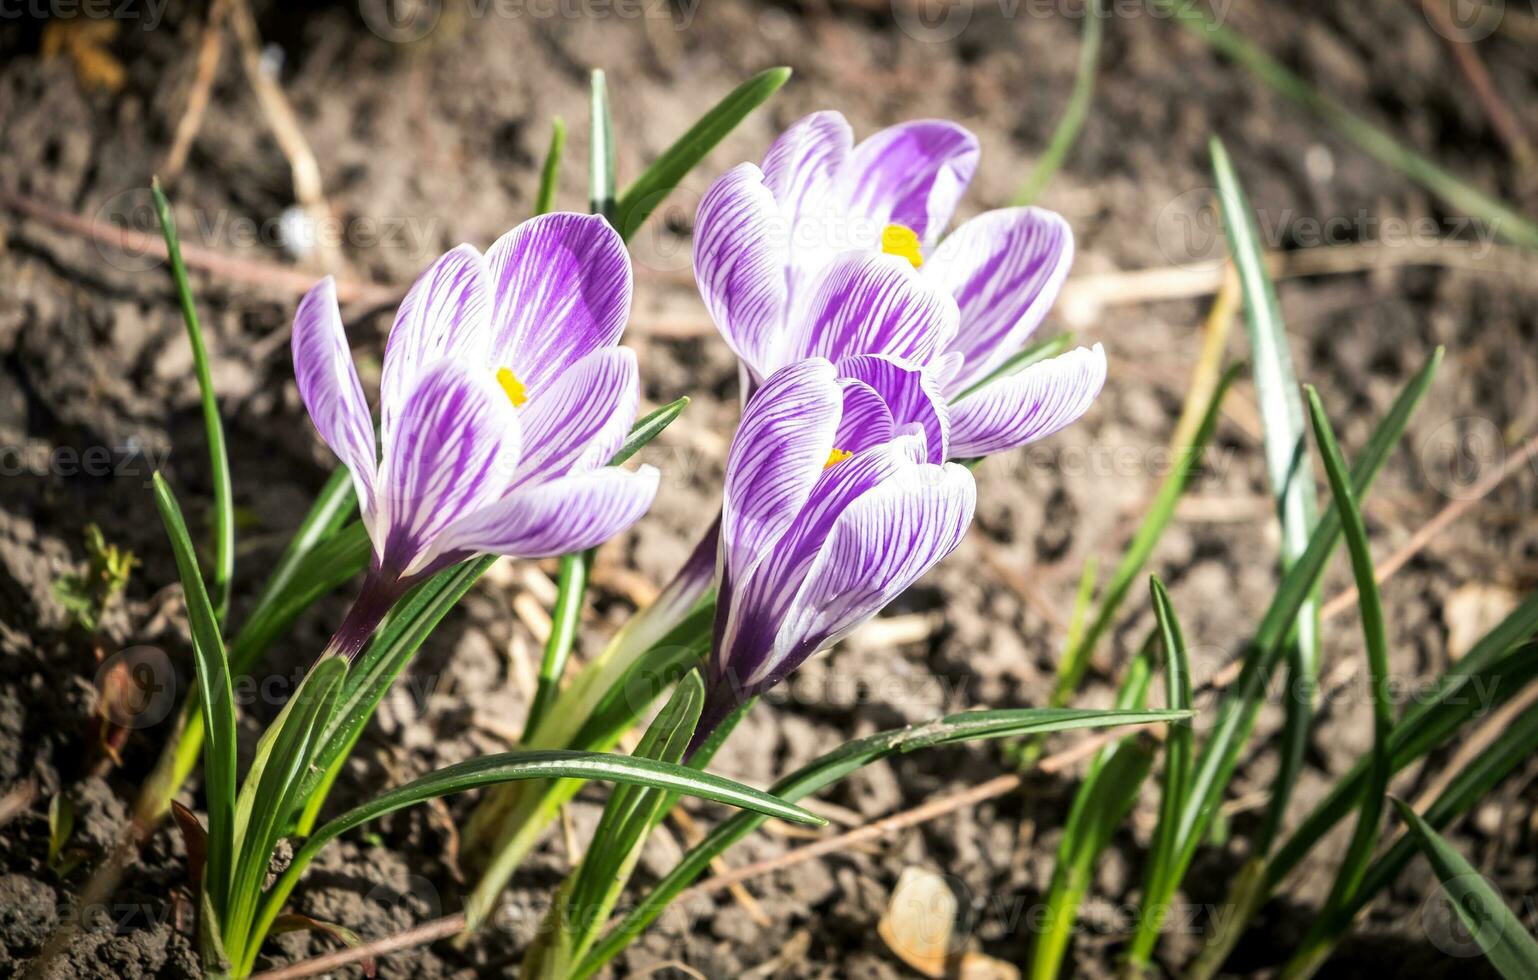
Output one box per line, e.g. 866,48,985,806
696,357,977,744
694,110,1106,459
292,212,659,658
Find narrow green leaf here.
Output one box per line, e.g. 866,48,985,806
524,551,591,740
1148,0,1538,250
47,794,74,867
614,396,689,466
1282,698,1538,977
535,117,566,217
253,748,824,959
1031,740,1153,980
1393,799,1538,979
1029,645,1155,980
152,473,237,919
1011,0,1102,205
1129,348,1441,970
1211,137,1321,850
152,180,234,623
1142,578,1194,905
1288,387,1393,964
589,70,615,221
545,674,706,972
225,656,347,971
613,67,790,242
1051,362,1243,704
574,707,1191,979
1268,594,1538,889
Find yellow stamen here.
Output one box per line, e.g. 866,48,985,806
825,447,853,469
880,223,924,269
496,367,528,407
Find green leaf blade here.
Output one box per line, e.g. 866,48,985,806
152,180,234,624
152,473,238,920
613,67,790,242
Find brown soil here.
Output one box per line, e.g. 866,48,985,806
2,0,1537,977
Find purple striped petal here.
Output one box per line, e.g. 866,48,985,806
693,164,792,382
837,354,950,463
832,380,894,458
926,207,1074,394
949,344,1106,458
721,359,841,587
375,360,522,577
760,110,852,225
484,212,632,396
841,120,979,245
380,244,493,440
781,459,974,663
292,276,377,519
788,252,959,370
435,465,659,559
511,347,639,487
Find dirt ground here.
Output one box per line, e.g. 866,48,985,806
3,0,1538,976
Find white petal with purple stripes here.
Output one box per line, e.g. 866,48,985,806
925,207,1074,394
485,212,632,395
720,359,841,588
841,120,979,245
788,252,959,371
435,465,659,560
374,359,523,577
693,163,793,382
291,276,378,520
511,347,639,488
948,344,1107,458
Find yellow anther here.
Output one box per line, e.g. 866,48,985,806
825,447,853,469
880,223,924,269
496,367,528,407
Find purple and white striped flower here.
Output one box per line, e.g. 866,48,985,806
696,357,977,743
693,110,1106,459
293,212,659,658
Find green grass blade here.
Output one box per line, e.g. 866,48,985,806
1279,691,1538,974
613,67,790,242
228,521,370,675
1029,646,1155,980
1210,137,1321,850
152,473,237,919
225,656,347,970
1031,740,1153,980
1050,363,1242,704
547,674,705,972
1143,578,1194,892
1284,387,1394,973
523,551,591,739
1148,0,1538,250
1347,698,1538,921
1131,348,1440,969
1393,799,1538,979
1011,0,1102,205
253,747,820,977
573,707,1190,979
152,180,234,623
589,70,616,222
1267,594,1538,889
614,396,689,465
535,117,566,216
